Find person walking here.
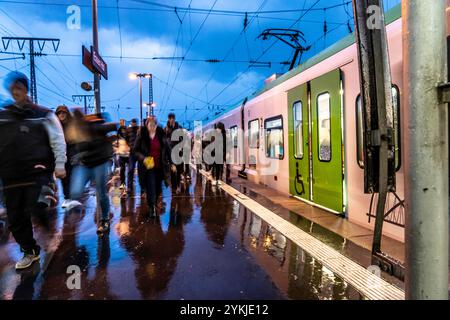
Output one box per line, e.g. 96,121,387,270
55,105,77,208
133,117,170,218
164,113,182,193
67,111,117,235
125,119,140,194
0,72,67,270
212,122,226,185
117,119,130,190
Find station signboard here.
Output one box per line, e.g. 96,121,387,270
90,46,108,80
81,45,108,80
82,45,95,74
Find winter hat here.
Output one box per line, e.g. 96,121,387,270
3,71,29,92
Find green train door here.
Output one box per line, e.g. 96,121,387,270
288,83,309,201
310,69,344,213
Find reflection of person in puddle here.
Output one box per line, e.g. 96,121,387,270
38,210,89,299
117,195,187,299
81,235,118,300
193,171,204,209
200,182,232,248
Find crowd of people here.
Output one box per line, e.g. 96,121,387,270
0,71,230,272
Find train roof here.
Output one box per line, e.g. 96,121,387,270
206,3,402,125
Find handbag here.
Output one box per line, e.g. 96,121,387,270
143,156,155,170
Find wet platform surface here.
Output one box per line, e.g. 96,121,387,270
0,172,364,300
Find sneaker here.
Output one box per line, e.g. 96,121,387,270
65,200,83,211
61,199,70,208
119,183,125,190
15,251,40,270
97,219,110,234
217,180,223,185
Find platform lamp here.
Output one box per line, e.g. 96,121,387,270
129,72,152,125
144,102,157,117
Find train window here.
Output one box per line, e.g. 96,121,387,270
230,126,238,148
264,116,284,159
248,119,259,149
356,86,401,171
356,95,364,168
293,101,303,159
317,93,331,162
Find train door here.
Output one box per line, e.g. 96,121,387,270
310,69,344,213
288,83,309,201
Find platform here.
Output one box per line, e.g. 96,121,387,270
0,170,405,300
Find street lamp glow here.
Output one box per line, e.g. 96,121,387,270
144,74,152,79
129,73,138,80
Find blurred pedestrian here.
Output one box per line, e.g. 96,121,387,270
66,111,117,235
126,119,140,194
164,113,182,193
55,105,77,208
0,72,67,270
117,119,130,190
212,122,226,185
134,117,170,218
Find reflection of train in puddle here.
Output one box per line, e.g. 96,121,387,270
231,203,363,300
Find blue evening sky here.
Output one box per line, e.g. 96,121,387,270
0,0,400,127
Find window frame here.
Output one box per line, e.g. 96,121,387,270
356,94,365,169
392,84,402,172
293,100,304,160
355,85,402,172
230,125,238,149
248,118,260,149
264,115,284,160
316,92,332,163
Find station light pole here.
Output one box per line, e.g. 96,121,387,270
403,0,448,299
144,102,157,117
92,0,101,114
129,72,152,125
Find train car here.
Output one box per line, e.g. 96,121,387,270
203,4,446,243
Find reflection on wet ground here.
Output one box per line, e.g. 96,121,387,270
0,171,364,300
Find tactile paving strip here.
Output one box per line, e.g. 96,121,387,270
198,169,405,300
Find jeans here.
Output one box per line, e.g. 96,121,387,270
145,169,162,208
213,163,223,181
170,164,183,190
60,161,72,200
119,156,129,185
128,155,137,190
70,162,110,221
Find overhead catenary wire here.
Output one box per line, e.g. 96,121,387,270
160,0,193,112
0,0,358,25
163,0,219,109
191,0,268,109
131,0,352,15
0,8,81,103
197,0,322,121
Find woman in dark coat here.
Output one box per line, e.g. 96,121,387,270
133,117,171,217
212,122,226,185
